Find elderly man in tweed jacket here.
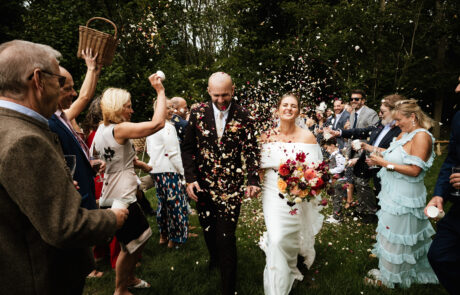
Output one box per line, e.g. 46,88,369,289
0,40,127,295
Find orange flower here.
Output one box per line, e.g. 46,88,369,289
277,179,287,193
304,168,316,180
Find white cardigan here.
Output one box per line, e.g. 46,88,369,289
146,121,184,175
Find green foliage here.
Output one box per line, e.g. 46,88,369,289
2,0,459,129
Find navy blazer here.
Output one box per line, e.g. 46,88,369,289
171,114,188,143
48,114,97,210
434,111,460,208
341,122,401,149
332,110,350,149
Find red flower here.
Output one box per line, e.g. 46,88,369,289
296,152,306,163
312,178,324,189
320,198,328,206
279,164,291,176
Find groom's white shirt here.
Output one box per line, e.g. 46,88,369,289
213,102,231,130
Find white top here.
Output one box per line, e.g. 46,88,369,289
329,150,346,174
91,124,137,206
146,121,184,175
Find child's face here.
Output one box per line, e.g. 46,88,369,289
325,144,336,154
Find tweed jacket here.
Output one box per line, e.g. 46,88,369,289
181,101,260,201
0,107,117,295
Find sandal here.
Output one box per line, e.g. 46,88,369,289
159,235,168,245
86,270,103,278
129,279,151,289
188,232,198,238
344,202,351,209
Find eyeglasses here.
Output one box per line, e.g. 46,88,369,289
28,69,66,87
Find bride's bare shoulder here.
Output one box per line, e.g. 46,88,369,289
298,127,317,144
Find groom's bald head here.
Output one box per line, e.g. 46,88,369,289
208,72,234,111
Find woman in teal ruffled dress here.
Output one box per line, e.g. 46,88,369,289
365,99,439,288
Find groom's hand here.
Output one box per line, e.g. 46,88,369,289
246,185,261,198
186,181,202,202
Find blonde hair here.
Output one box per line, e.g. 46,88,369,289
393,99,434,130
100,88,131,125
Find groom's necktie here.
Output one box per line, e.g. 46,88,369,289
353,112,358,129
216,111,225,139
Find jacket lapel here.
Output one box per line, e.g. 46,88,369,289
221,103,236,140
51,114,90,165
204,101,219,144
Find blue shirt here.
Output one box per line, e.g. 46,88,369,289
0,100,48,125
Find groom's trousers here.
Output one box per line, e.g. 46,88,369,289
196,192,241,295
428,204,460,295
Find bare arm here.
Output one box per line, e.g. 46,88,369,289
367,131,432,177
65,49,102,121
114,73,166,142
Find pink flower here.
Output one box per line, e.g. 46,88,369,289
304,168,316,180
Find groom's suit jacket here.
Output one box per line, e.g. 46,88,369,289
49,114,97,210
181,101,260,201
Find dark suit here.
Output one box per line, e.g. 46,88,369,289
331,110,350,149
0,107,117,295
428,111,460,294
171,114,188,143
341,122,401,194
341,121,401,217
181,101,259,295
49,114,97,210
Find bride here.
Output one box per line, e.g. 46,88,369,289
259,93,324,295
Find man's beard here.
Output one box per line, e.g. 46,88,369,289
381,116,392,126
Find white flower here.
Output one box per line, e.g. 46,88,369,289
354,45,360,51
294,197,302,203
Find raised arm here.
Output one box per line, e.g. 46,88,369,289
65,49,102,121
114,73,166,142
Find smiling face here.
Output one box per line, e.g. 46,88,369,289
393,111,415,133
166,100,174,120
379,104,393,125
121,99,134,122
333,100,344,115
350,93,365,110
58,67,77,110
208,73,234,111
277,95,300,121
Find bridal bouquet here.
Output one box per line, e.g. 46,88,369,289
277,152,330,214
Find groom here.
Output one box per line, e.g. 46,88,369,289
181,72,260,295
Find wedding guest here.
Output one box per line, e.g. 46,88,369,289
146,99,189,248
325,107,334,126
82,97,121,271
91,77,166,294
322,137,346,224
170,96,189,142
49,49,102,211
181,72,260,295
328,94,403,221
0,39,127,295
365,99,439,288
425,77,460,295
345,89,379,221
330,99,350,149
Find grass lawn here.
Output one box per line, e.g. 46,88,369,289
84,153,449,295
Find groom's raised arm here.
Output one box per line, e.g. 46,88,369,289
242,110,261,187
181,107,199,184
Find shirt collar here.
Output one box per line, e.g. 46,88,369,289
212,103,231,115
0,99,48,125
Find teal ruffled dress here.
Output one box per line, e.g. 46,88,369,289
372,129,439,288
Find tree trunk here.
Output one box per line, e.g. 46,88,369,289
432,0,447,139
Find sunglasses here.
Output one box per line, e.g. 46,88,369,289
28,69,66,87
350,97,361,101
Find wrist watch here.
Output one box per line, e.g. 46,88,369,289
386,164,395,171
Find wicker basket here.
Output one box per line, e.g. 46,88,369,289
77,17,118,66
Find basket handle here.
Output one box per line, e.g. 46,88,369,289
86,17,117,39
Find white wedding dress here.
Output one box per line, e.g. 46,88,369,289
259,142,324,295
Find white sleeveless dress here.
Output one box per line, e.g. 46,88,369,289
259,142,324,295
